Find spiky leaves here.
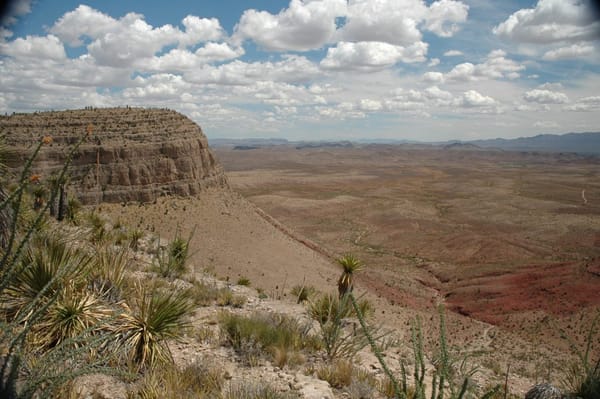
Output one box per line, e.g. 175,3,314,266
336,254,364,298
34,283,111,349
153,230,193,279
2,233,93,322
116,285,193,369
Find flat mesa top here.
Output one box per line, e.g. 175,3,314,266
0,108,206,147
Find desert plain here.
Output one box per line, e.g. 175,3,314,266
212,143,600,387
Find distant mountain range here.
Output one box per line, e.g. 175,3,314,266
463,132,600,154
210,131,600,155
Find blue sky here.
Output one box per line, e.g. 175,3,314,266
1,0,599,141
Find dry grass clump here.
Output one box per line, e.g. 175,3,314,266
132,358,225,399
219,312,320,367
315,359,378,398
222,381,300,399
290,284,317,303
215,287,247,308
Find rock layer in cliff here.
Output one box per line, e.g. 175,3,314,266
0,108,228,204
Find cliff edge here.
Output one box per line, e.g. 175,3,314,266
0,108,228,204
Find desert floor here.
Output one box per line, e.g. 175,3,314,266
214,144,600,387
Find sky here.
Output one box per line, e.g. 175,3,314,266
0,0,599,141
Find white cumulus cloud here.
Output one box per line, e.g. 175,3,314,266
0,34,66,60
446,49,524,81
542,43,595,60
444,49,463,56
233,0,346,51
320,41,427,71
423,71,445,83
424,0,469,37
523,89,569,104
563,95,600,111
337,0,468,45
50,5,226,68
457,90,496,107
494,0,600,44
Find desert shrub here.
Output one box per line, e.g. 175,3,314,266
152,231,192,279
133,358,225,399
86,211,112,245
350,296,499,399
115,284,193,369
184,279,222,306
219,312,318,367
222,381,300,399
291,284,317,303
237,276,251,286
316,359,354,388
215,287,246,308
128,228,144,251
308,293,376,360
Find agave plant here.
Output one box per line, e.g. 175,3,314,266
1,232,93,322
336,254,364,298
116,284,193,369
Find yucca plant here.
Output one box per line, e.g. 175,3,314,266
89,244,130,302
33,282,111,349
1,232,93,322
336,254,363,298
116,284,193,369
153,229,194,278
65,197,81,224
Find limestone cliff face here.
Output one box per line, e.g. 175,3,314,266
1,108,228,204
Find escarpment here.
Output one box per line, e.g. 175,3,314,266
0,108,228,204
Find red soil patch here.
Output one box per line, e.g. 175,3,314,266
444,261,600,326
